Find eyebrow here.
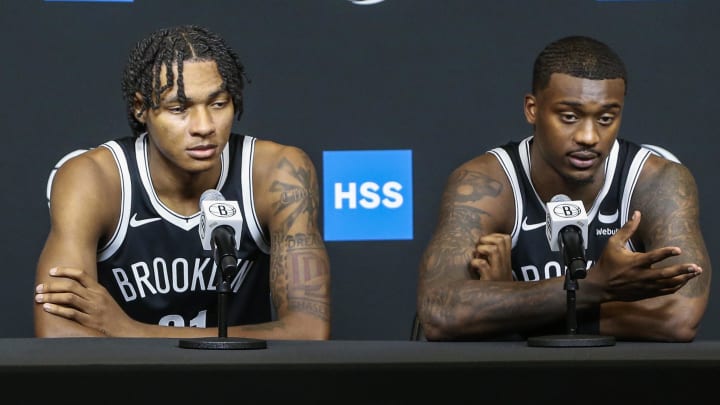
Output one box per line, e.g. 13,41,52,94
557,100,622,110
162,87,229,104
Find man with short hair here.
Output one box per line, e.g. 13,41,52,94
417,35,710,342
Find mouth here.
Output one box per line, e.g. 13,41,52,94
186,144,217,159
567,150,600,169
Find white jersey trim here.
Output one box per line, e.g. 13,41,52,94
241,137,270,254
488,146,523,248
132,134,231,231
517,136,619,223
98,141,132,261
623,148,652,252
490,136,623,249
585,139,620,222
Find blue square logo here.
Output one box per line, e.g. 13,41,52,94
323,150,413,241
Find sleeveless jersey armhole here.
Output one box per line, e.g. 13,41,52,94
488,147,522,248
97,141,132,261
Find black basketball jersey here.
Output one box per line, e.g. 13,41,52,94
488,136,657,335
96,133,271,328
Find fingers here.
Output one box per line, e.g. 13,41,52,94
471,233,512,281
610,210,641,245
474,233,510,258
35,266,92,293
470,257,490,270
35,291,91,315
654,263,702,280
35,281,94,321
633,247,700,277
624,263,702,300
35,267,93,310
637,246,682,267
50,266,91,285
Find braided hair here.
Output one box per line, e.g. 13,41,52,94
532,35,627,95
121,25,246,136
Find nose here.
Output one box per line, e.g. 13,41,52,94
188,106,214,137
573,119,599,147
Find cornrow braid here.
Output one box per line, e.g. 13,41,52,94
532,35,627,95
121,25,247,136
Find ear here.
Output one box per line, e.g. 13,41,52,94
133,92,146,123
523,94,537,125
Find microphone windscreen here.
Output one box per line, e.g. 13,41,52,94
200,189,225,205
551,194,571,203
198,189,243,251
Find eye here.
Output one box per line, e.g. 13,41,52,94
598,115,615,126
211,100,229,109
560,112,578,123
167,105,186,114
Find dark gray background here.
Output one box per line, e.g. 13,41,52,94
2,0,717,340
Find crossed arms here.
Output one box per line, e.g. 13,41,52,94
34,141,330,339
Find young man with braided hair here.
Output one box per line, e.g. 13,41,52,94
417,35,711,342
34,25,331,339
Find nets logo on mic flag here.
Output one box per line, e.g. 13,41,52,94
198,189,244,251
323,150,413,241
546,195,589,252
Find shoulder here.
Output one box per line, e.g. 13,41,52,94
253,138,311,162
251,139,316,182
445,152,508,193
639,151,694,185
440,151,515,233
249,139,319,223
48,146,121,236
51,146,119,193
632,151,698,212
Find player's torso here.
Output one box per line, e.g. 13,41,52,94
490,136,647,282
96,133,272,327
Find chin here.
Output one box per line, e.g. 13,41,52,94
563,172,595,186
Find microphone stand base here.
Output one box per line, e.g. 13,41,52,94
178,337,268,350
527,334,616,347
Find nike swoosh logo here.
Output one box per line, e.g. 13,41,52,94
129,213,162,228
598,210,619,224
521,217,545,231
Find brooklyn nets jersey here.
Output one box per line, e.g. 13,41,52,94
95,133,271,328
488,136,672,335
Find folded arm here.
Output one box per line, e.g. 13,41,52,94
417,156,570,340
37,143,331,339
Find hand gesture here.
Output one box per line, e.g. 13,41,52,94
470,233,513,281
589,211,702,302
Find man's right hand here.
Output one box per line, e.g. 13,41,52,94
470,233,513,281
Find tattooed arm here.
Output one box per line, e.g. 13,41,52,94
244,140,331,340
596,156,711,341
417,154,571,340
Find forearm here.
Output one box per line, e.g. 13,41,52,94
228,315,329,340
37,307,329,340
34,310,105,337
600,294,707,342
419,278,570,340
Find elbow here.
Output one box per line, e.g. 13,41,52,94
308,323,331,340
417,307,468,341
294,317,331,340
671,327,697,343
662,317,700,343
661,297,708,342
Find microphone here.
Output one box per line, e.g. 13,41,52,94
198,189,244,278
545,194,589,279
